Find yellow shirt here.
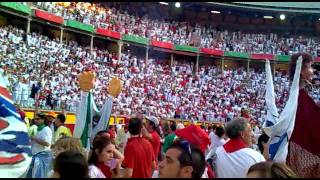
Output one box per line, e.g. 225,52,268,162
53,125,72,143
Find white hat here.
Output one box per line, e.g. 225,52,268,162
145,116,159,127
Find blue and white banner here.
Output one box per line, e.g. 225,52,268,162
264,56,303,162
0,75,32,178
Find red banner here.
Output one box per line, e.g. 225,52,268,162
34,10,64,24
238,16,250,24
150,40,173,50
96,28,121,40
251,18,263,25
200,48,224,56
315,57,320,63
250,53,275,60
210,14,222,22
265,18,276,25
225,15,236,23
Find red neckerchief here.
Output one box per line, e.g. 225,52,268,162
223,138,248,153
97,162,112,178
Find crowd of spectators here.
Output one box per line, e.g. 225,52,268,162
2,3,317,179
34,2,320,57
0,25,114,111
1,25,320,123
24,109,300,178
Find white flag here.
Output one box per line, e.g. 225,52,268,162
263,60,279,136
264,56,303,162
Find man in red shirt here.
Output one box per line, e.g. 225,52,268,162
142,116,161,166
122,117,156,178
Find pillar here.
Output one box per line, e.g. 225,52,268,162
117,41,123,61
26,18,31,34
170,53,174,67
145,46,149,72
221,57,224,72
60,28,64,43
195,54,199,74
90,35,94,53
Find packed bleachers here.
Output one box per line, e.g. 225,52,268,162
34,2,320,57
2,2,320,179
1,25,319,123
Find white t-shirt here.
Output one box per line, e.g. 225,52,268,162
206,134,226,160
31,126,52,155
209,132,225,150
88,165,106,178
215,146,265,178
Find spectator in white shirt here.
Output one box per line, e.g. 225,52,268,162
206,126,227,162
28,114,54,178
215,117,265,178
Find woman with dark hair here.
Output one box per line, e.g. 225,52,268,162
51,151,89,178
286,53,320,178
247,161,297,178
88,136,124,178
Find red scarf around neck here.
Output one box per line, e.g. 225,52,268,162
97,162,112,178
223,138,248,153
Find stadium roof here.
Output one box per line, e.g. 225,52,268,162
206,2,320,14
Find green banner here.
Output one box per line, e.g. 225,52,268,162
0,2,31,15
276,55,291,62
65,20,94,33
122,34,148,45
174,45,199,53
224,51,249,59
